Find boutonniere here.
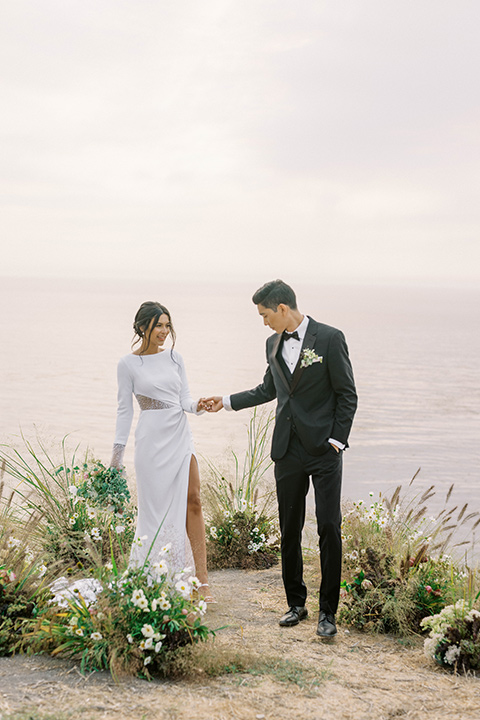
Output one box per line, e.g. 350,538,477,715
300,348,323,368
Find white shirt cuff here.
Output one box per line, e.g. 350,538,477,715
328,438,345,450
223,395,233,411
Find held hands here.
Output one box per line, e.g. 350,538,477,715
205,396,224,412
197,397,224,412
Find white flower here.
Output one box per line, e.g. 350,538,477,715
68,517,76,525
141,624,155,638
38,564,47,578
189,576,200,589
144,656,152,666
240,499,248,511
144,637,154,649
6,537,20,549
209,527,218,539
223,510,231,518
134,535,148,547
197,600,207,616
104,562,113,571
68,485,78,496
86,507,96,519
91,527,102,540
139,640,146,650
137,597,149,610
127,634,134,644
152,599,158,611
159,598,171,610
68,616,79,627
90,632,103,640
75,628,84,636
444,645,461,665
115,525,125,534
152,560,168,576
159,542,171,555
175,580,191,598
153,632,165,641
300,348,323,368
131,589,145,606
155,641,163,653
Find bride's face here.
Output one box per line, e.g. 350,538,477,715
145,313,171,349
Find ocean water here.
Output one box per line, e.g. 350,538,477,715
1,277,480,545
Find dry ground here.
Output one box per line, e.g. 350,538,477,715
0,566,479,720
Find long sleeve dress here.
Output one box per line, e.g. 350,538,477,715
112,350,201,572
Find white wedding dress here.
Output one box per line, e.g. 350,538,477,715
111,350,202,572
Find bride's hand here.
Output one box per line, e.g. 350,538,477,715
197,398,213,412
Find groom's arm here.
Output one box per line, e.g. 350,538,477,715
328,330,358,445
230,362,277,411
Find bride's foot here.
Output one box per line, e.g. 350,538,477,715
197,583,217,604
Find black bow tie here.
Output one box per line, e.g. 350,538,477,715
282,330,300,341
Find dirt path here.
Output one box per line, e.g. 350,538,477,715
0,567,479,720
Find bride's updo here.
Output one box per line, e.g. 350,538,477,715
132,301,176,351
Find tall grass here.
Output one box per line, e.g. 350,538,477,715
203,409,280,569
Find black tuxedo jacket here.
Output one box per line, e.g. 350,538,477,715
230,317,357,461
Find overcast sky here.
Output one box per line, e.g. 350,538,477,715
2,1,479,286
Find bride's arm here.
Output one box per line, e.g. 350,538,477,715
110,358,134,469
177,353,205,415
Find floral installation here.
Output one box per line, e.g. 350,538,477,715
421,600,480,673
204,411,279,570
300,348,323,368
51,458,136,570
32,545,213,678
338,486,473,635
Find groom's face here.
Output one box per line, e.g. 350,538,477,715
257,303,288,334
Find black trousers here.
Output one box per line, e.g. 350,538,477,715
274,432,343,615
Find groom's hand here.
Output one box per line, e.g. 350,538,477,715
205,396,224,412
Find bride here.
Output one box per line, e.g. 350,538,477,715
110,301,214,601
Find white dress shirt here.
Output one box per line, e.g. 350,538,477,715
223,315,344,450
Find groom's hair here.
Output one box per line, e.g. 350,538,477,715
252,280,297,311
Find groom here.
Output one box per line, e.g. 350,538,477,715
206,280,357,637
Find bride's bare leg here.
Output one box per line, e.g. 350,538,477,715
186,456,214,599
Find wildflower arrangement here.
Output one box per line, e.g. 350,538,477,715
32,547,213,679
421,600,480,673
0,439,136,572
338,482,477,635
61,458,136,568
204,410,280,569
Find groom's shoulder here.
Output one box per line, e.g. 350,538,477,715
307,317,345,339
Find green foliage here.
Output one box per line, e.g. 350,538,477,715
74,459,131,512
422,600,480,673
31,560,213,679
204,410,279,569
338,481,477,635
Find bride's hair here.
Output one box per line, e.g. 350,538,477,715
132,301,177,353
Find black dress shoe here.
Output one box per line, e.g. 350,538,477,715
279,606,308,627
316,611,337,637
